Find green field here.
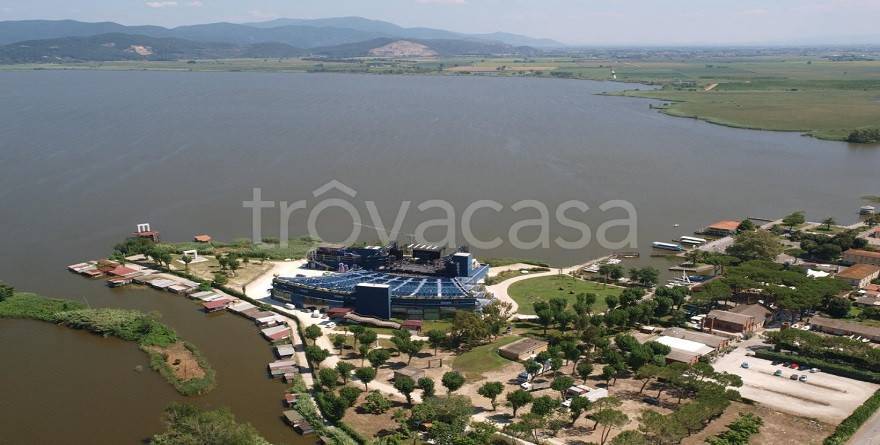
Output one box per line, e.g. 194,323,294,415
507,275,621,316
452,335,520,380
439,57,880,141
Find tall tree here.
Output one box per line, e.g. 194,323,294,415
477,381,504,410
507,389,533,417
335,362,355,384
355,367,376,391
426,329,446,356
304,324,322,345
569,396,592,426
417,377,435,398
595,409,629,445
394,375,417,405
441,371,465,394
782,211,806,231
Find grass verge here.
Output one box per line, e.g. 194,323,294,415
507,275,621,315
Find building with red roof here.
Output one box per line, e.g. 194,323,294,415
705,220,742,237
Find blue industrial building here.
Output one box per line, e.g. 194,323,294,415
272,251,490,320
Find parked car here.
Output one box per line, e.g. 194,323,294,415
774,370,783,377
520,382,533,391
799,375,808,382
324,322,336,329
790,363,800,370
790,374,799,380
740,362,750,369
284,303,296,310
516,372,532,383
643,397,661,406
561,399,572,408
810,368,821,373
771,361,781,366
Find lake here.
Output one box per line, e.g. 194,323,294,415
0,70,877,443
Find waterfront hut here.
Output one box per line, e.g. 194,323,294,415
282,410,314,435
148,279,176,290
193,234,213,243
168,284,195,295
229,301,257,314
190,291,216,301
704,220,741,237
202,298,232,312
275,344,296,358
284,392,300,407
262,325,291,342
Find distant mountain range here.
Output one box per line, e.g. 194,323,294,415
0,17,562,63
0,33,544,64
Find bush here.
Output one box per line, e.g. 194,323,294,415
755,350,880,383
54,308,178,347
847,128,880,144
824,390,880,445
0,281,14,301
362,391,392,414
706,413,763,445
0,293,85,321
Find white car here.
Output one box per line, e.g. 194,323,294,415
520,382,532,390
310,310,321,318
284,303,296,310
324,322,337,329
561,399,572,408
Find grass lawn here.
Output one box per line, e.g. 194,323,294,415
452,335,521,380
508,275,622,315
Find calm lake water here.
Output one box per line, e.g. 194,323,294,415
0,70,878,443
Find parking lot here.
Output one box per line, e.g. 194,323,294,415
714,347,879,423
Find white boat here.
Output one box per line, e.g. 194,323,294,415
679,239,703,246
680,236,707,244
652,242,684,252
860,205,876,215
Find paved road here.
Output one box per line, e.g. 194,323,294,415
849,409,880,445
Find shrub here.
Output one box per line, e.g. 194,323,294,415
824,390,880,445
362,391,392,414
0,293,85,321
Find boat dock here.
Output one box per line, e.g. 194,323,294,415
282,410,315,436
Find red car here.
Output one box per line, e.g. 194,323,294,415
790,363,799,370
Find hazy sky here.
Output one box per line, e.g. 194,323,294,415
1,0,878,45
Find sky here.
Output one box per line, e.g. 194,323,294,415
0,0,878,46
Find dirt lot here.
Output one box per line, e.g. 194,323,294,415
172,254,273,289
145,341,205,380
683,402,832,445
714,347,879,423
342,391,408,439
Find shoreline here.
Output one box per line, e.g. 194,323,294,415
2,61,870,144
0,292,216,396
